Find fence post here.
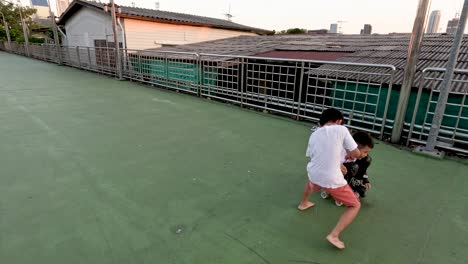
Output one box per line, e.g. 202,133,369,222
87,47,92,70
76,46,81,68
138,52,143,81
106,48,112,75
165,52,169,81
406,69,427,146
424,0,468,153
296,61,305,120
197,54,201,97
240,57,245,106
380,67,396,138
67,47,71,65
391,0,431,143
42,45,47,60
97,48,103,73
55,44,62,65
122,48,127,74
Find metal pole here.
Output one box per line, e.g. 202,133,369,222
0,11,11,50
296,61,305,120
17,0,29,56
391,0,431,143
87,46,91,69
197,54,202,97
47,0,61,64
239,57,244,105
425,0,468,151
76,46,81,67
110,0,122,79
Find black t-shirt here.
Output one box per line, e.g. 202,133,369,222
343,155,372,196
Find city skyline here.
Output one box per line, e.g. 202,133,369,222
21,0,464,34
113,0,462,34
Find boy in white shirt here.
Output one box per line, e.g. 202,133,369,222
298,108,361,249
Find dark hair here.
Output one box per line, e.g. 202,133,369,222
353,131,374,148
319,108,344,126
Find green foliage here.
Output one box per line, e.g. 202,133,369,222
0,1,37,41
29,36,45,43
276,28,308,34
286,28,307,34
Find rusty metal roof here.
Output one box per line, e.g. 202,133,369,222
154,34,468,92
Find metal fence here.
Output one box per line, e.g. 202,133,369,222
28,44,59,63
198,54,396,136
60,46,117,76
7,42,27,55
406,68,468,154
121,49,199,94
0,43,118,77
1,42,467,155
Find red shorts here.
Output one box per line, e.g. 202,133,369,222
308,181,360,207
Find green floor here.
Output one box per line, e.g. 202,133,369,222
0,51,467,264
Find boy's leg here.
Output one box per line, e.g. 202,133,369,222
325,185,361,249
298,181,321,211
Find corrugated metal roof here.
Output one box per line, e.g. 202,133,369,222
154,34,468,92
58,0,272,35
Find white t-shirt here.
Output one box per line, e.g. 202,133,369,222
306,125,358,188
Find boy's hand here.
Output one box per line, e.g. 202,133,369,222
340,164,347,175
365,183,372,190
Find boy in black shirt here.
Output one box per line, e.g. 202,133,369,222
342,132,374,198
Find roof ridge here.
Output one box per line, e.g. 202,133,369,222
82,0,259,28
67,0,271,34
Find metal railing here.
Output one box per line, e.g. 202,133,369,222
198,53,396,136
7,42,27,55
28,44,59,63
60,46,117,76
121,49,199,94
2,42,467,155
407,67,468,154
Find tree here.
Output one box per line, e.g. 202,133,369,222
276,28,308,35
286,28,307,34
0,1,37,42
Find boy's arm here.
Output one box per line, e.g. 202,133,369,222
341,126,360,159
347,148,360,159
361,156,372,188
340,164,347,175
363,175,370,184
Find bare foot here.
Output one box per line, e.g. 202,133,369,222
297,201,315,211
326,234,345,249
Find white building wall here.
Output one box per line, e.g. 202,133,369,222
64,8,122,47
123,19,257,50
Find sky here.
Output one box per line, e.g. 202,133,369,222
22,0,464,34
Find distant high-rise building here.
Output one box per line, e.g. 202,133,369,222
426,10,441,33
30,0,50,19
57,0,71,16
360,24,372,35
329,23,338,34
446,17,460,34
